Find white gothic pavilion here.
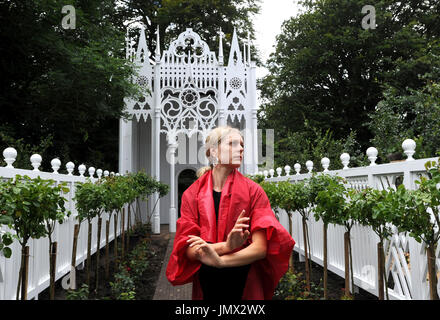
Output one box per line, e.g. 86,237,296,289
118,26,259,234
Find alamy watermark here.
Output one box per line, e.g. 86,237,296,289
361,5,376,30
61,5,76,30
165,126,274,172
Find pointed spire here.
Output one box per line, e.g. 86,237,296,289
155,25,161,61
135,26,149,64
247,32,251,65
228,28,243,67
218,27,224,66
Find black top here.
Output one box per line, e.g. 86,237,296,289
198,189,251,301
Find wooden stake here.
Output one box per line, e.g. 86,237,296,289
114,212,119,269
86,221,92,287
302,216,311,291
127,206,131,251
323,224,328,300
50,242,58,300
105,219,110,279
344,231,351,298
21,246,30,300
95,217,102,291
70,224,80,290
427,244,439,300
121,208,125,258
377,242,384,300
288,213,294,273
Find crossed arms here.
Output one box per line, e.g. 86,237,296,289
186,210,267,268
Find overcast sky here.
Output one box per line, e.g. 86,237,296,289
253,0,303,106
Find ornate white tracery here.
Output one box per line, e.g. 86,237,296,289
119,26,258,233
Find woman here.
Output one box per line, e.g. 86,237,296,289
166,126,295,300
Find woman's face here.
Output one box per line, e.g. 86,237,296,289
213,131,244,168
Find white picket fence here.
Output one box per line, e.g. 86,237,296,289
263,139,440,300
0,148,133,300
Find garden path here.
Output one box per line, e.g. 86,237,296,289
153,226,192,300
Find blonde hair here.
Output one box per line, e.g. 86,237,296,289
196,126,243,178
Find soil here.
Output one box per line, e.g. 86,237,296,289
38,225,170,300
275,251,378,300
38,227,377,300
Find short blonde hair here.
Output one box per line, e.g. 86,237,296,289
196,126,243,178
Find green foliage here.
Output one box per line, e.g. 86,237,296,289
1,175,69,247
310,174,346,225
66,284,90,300
274,270,323,300
390,160,440,245
74,180,106,223
259,0,440,166
109,237,151,300
352,188,396,241
0,0,142,171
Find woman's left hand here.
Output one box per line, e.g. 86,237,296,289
187,235,224,268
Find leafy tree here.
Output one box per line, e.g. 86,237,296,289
310,173,344,299
259,0,440,166
2,175,68,300
389,160,440,300
367,45,440,160
118,0,261,63
74,179,106,289
278,180,314,290
351,187,397,300
0,0,141,171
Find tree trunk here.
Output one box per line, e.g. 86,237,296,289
16,244,25,300
121,208,125,258
70,224,80,290
105,219,110,279
95,217,102,291
323,223,328,300
114,212,119,270
302,216,311,291
288,213,294,272
21,246,30,300
426,244,439,300
344,231,351,298
50,242,57,300
127,206,131,251
377,241,384,300
86,221,92,287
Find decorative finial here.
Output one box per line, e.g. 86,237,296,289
218,27,224,66
155,25,161,61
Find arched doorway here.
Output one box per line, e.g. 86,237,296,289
178,169,198,218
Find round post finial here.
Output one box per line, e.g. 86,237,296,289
97,169,103,179
78,164,86,177
276,167,282,177
51,158,61,174
321,157,330,172
30,154,42,171
340,153,350,170
88,167,96,178
66,162,75,175
3,147,17,168
402,139,416,161
104,170,109,177
294,163,301,175
366,147,378,166
306,160,313,173
284,165,291,176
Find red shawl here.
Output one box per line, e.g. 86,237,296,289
165,168,295,300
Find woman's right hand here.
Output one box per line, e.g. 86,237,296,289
225,210,250,252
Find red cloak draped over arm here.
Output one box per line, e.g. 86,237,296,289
165,190,202,285
242,183,295,300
